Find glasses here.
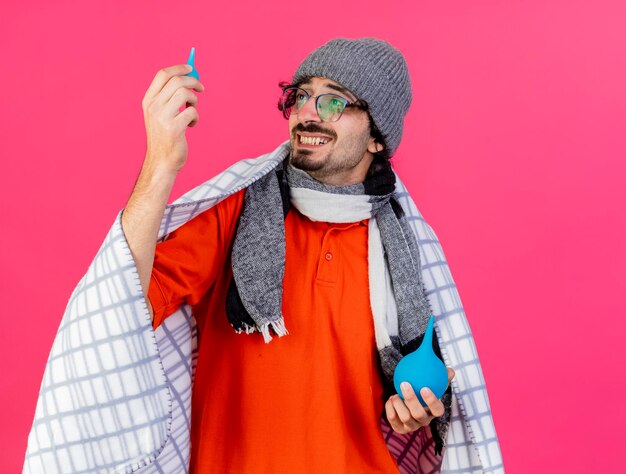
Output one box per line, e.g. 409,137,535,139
280,86,366,122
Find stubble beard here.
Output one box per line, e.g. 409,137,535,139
290,148,330,173
289,137,370,181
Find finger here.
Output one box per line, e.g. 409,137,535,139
391,394,413,424
183,95,199,113
444,367,456,391
447,367,456,384
400,382,430,422
385,395,419,434
157,75,204,106
163,88,199,118
144,64,194,101
188,109,200,127
175,106,199,128
420,387,445,418
391,395,421,431
385,399,404,433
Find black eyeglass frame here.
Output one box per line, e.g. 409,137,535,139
280,86,368,122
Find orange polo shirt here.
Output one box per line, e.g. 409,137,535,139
148,189,399,473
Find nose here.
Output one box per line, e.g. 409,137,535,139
297,96,321,123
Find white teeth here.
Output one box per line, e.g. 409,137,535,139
299,135,328,145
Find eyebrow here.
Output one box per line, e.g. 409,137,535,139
299,80,357,102
324,83,355,99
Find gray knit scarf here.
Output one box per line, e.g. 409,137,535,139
225,156,451,454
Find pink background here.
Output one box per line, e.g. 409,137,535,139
1,1,625,472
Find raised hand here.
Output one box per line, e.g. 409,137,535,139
141,64,204,173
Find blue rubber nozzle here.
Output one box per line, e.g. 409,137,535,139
185,47,200,80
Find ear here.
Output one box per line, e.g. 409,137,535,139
367,138,384,154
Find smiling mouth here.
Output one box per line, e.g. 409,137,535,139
296,133,332,147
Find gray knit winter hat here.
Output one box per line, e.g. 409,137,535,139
292,37,412,156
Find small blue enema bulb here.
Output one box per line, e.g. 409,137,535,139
185,47,200,80
393,315,449,406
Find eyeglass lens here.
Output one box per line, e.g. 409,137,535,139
282,88,347,122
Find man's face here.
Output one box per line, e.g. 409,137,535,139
288,77,381,185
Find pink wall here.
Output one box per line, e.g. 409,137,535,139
2,1,624,472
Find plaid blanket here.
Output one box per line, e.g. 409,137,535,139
23,141,504,473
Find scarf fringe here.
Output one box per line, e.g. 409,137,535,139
261,318,289,343
232,322,258,335
232,319,289,343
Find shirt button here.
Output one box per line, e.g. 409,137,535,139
325,252,333,261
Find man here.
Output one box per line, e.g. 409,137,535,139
123,37,454,472
24,38,503,474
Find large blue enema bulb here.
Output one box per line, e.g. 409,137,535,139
185,47,200,80
393,315,449,406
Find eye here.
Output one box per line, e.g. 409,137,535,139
329,97,344,113
295,92,308,106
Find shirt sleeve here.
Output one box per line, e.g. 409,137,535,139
148,190,245,329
